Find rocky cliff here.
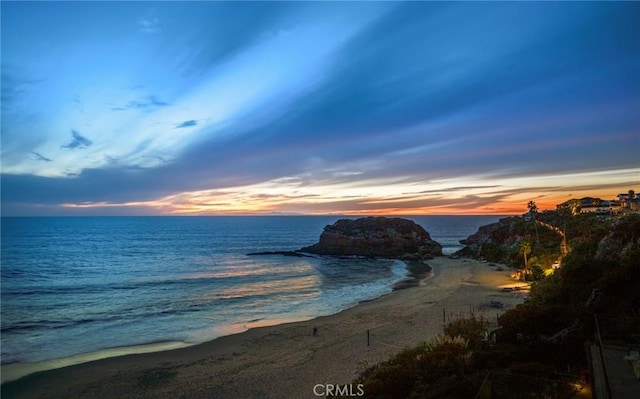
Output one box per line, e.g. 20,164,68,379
456,215,563,268
299,217,442,259
458,216,520,246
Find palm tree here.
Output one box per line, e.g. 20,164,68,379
527,201,540,243
519,239,531,280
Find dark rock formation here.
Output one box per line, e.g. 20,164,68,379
458,216,519,246
456,216,565,267
299,217,442,259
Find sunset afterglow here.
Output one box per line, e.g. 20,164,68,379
58,168,638,216
2,2,639,216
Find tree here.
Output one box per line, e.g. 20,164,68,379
527,201,540,243
529,265,545,282
519,239,531,279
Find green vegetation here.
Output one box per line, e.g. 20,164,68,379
338,317,489,399
466,212,632,281
519,239,531,274
466,215,565,271
337,214,640,399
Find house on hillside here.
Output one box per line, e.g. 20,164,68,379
628,199,640,213
617,190,639,213
609,200,623,214
557,191,638,216
617,192,633,201
579,197,608,214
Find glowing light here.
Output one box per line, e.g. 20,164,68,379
57,167,639,216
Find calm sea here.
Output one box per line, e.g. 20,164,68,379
0,215,502,367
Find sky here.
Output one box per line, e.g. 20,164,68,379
1,1,639,216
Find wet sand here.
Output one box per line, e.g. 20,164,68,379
1,257,526,399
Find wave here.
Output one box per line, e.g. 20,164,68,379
5,215,486,368
2,267,318,297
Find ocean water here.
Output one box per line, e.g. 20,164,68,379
0,215,502,368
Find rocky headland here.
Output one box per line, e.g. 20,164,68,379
299,217,442,259
455,215,564,268
458,216,521,246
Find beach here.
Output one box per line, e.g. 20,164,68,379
2,257,526,399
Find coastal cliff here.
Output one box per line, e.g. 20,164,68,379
456,215,563,269
458,216,520,246
346,213,640,399
299,217,442,259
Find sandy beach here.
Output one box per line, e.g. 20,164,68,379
2,257,527,399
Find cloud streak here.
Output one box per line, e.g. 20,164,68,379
60,130,92,150
174,120,197,129
30,152,53,162
111,96,169,112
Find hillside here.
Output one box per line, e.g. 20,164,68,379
338,213,640,398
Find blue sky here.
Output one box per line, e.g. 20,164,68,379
1,1,639,215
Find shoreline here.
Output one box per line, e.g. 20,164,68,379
1,257,417,384
2,257,525,399
0,341,194,384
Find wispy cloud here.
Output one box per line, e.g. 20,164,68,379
61,130,92,150
73,94,84,113
174,120,197,129
30,151,53,162
111,95,169,111
413,185,502,195
138,9,161,34
0,66,44,110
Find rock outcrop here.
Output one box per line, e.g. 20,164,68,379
299,217,442,259
455,216,564,267
458,216,519,246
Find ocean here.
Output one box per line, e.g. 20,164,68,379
0,215,502,370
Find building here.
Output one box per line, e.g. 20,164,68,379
557,190,638,216
617,190,639,213
609,200,623,214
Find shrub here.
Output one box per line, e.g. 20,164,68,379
443,315,489,350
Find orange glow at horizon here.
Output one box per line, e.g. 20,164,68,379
59,168,639,216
